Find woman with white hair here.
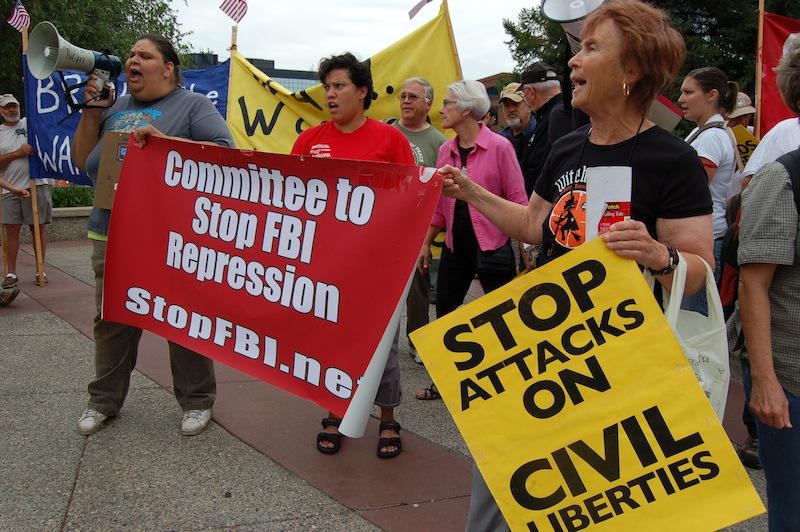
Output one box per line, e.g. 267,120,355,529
414,80,528,401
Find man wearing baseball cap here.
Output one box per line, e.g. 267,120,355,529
498,82,534,164
518,62,563,197
0,93,52,289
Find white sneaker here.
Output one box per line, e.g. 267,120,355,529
76,408,108,435
181,409,212,436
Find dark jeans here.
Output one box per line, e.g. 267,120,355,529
742,356,758,440
742,359,800,531
87,239,216,416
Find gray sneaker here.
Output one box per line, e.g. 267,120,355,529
410,347,423,365
1,274,18,289
76,408,108,435
181,409,212,436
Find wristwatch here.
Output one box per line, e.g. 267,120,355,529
647,244,679,276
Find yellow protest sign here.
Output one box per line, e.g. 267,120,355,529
226,4,461,152
431,229,446,259
411,240,764,531
731,124,759,167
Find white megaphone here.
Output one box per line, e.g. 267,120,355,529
542,0,606,54
28,21,122,108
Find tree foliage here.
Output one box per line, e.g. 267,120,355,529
503,0,800,103
503,7,565,73
0,0,188,111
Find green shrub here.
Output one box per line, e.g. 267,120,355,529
51,186,94,208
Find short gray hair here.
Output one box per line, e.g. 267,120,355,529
402,77,434,102
776,36,800,115
448,80,490,121
527,79,561,94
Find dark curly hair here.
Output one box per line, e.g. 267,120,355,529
318,52,373,110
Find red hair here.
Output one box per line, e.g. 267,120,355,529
583,0,685,113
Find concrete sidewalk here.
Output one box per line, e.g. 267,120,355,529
0,241,769,531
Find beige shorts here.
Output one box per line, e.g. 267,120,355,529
1,185,52,225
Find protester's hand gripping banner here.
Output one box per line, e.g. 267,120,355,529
103,137,440,430
411,240,764,531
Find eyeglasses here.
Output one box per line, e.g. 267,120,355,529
398,92,425,102
442,99,458,107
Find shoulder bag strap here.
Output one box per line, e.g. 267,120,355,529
685,121,725,145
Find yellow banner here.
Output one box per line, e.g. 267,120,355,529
226,4,461,152
411,240,764,531
731,124,759,167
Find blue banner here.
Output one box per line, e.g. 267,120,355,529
23,58,229,185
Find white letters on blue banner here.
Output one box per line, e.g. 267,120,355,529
23,57,229,185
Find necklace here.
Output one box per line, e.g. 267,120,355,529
576,115,646,169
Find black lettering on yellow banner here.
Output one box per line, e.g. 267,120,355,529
238,97,284,137
410,240,764,529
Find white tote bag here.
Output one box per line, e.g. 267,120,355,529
651,253,730,420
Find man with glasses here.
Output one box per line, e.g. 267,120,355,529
393,78,446,167
519,62,563,197
391,77,446,363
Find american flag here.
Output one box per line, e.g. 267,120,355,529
6,0,30,32
219,0,247,24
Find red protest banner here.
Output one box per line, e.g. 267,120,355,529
103,136,440,417
760,12,800,135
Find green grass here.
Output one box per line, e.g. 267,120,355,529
51,186,94,208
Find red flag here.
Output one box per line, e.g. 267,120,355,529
219,0,247,24
759,12,800,135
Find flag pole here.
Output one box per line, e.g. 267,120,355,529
442,0,463,79
21,24,45,286
230,25,238,51
755,0,765,139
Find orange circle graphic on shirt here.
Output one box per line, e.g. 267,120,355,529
548,190,587,249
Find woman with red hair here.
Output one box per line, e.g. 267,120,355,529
438,1,714,528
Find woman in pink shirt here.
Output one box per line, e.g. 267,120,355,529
415,80,528,400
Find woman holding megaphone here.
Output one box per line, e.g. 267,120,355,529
72,34,235,437
435,0,715,529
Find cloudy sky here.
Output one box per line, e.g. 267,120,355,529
171,0,536,79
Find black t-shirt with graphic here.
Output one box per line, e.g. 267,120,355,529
533,124,712,261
